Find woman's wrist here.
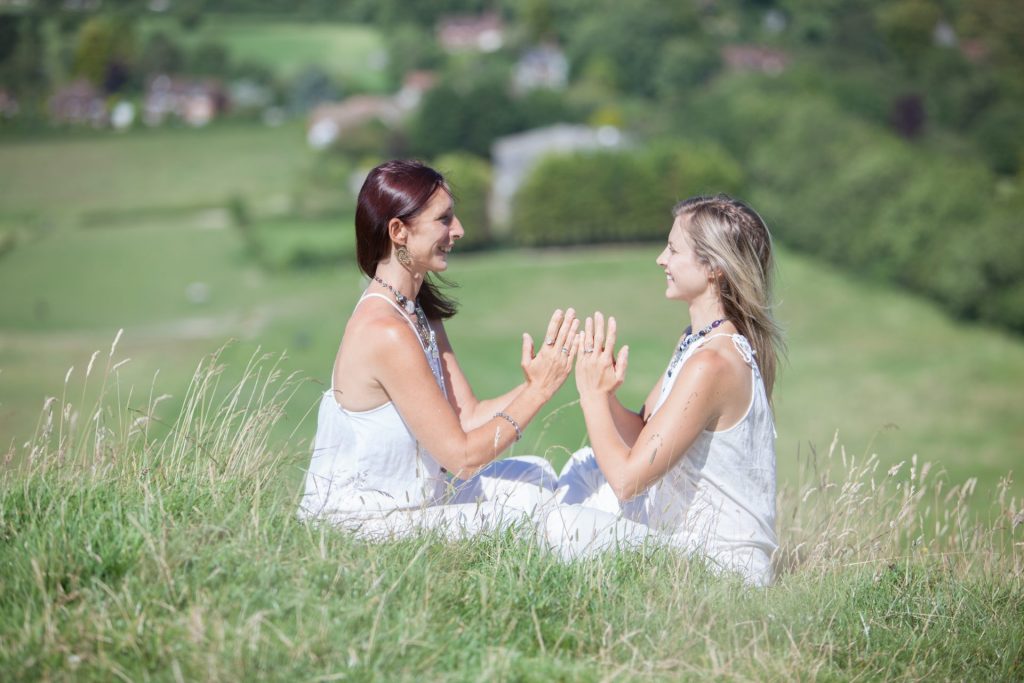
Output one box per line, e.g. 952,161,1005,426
579,390,609,410
523,380,554,404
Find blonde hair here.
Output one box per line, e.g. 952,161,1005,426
674,194,785,398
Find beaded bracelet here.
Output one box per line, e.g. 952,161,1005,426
494,411,522,442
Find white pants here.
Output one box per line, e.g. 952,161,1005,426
542,447,659,560
334,456,559,542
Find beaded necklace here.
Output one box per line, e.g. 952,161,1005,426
373,275,432,347
666,318,728,378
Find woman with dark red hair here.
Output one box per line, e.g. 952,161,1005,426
298,159,579,538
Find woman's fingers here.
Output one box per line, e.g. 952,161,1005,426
603,316,617,360
553,307,576,354
593,311,605,353
521,332,534,368
542,309,563,348
566,316,580,362
567,324,582,364
584,316,594,354
615,345,629,383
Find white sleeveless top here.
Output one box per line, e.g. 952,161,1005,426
635,333,778,582
298,293,450,521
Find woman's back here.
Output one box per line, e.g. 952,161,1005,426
298,293,448,521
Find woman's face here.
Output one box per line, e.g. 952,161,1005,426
655,214,713,302
402,188,464,273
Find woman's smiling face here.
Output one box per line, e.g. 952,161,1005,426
403,188,464,273
655,214,713,302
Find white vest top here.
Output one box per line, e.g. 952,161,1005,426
298,293,449,521
636,333,778,578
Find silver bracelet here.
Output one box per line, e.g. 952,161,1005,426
494,411,522,442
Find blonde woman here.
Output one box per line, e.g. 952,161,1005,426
547,194,783,586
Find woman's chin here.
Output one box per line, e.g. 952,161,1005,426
664,287,686,301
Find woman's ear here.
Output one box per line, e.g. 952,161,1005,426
388,217,407,245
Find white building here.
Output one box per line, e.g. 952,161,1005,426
490,124,626,232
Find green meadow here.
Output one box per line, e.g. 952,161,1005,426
1,124,1022,680
140,16,390,91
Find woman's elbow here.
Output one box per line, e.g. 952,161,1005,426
609,476,644,504
439,444,491,480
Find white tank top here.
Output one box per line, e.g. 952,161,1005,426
298,293,449,520
637,333,778,581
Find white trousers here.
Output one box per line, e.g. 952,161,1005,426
542,447,658,560
334,456,559,541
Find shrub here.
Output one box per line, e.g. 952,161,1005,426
433,152,493,251
511,142,745,247
687,79,1024,333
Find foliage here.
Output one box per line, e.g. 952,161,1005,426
0,14,49,103
137,30,185,76
564,1,699,98
411,73,580,159
678,76,1024,332
512,141,744,247
73,15,137,92
433,152,493,250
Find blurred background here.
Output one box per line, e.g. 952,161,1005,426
1,0,1021,505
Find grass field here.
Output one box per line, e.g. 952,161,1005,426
1,345,1020,681
0,121,313,228
140,16,390,92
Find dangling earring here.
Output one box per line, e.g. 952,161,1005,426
396,244,412,268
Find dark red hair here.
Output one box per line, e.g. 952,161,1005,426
355,159,458,320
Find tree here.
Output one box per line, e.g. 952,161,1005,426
74,16,137,91
139,31,185,77
433,153,493,249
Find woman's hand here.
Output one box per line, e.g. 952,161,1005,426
521,308,581,401
576,311,629,399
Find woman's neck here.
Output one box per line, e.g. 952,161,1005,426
687,298,728,332
374,261,422,300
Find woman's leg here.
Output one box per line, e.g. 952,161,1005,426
448,455,558,514
541,504,654,561
554,447,623,514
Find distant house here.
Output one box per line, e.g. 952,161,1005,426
49,80,106,126
143,75,226,127
721,45,789,76
490,124,627,231
437,12,505,53
306,96,403,150
513,44,569,93
395,70,437,111
960,39,989,64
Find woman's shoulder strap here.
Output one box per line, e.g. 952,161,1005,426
689,333,757,367
354,292,425,348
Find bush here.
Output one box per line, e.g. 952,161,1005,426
511,142,745,247
690,80,1024,332
433,152,493,251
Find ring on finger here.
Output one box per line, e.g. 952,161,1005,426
545,337,555,346
584,347,594,353
561,347,570,355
